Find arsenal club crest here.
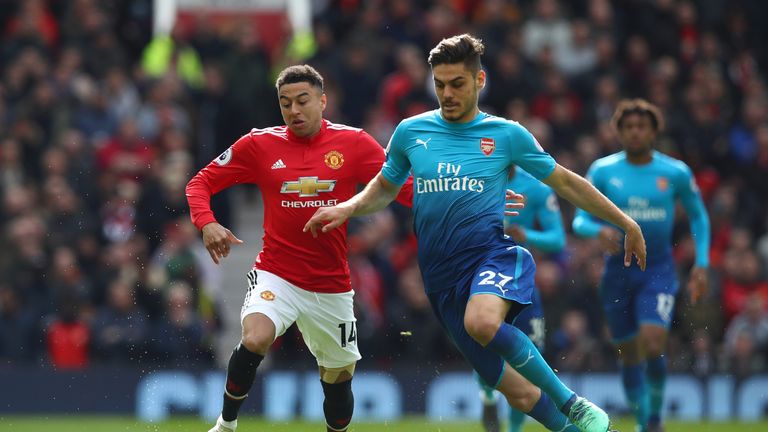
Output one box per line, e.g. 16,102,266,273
480,138,495,156
657,177,669,191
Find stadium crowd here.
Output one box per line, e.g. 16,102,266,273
0,0,767,378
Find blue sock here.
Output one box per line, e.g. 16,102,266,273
486,324,575,408
523,393,579,432
646,356,667,426
621,363,649,430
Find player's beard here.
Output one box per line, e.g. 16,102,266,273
441,89,477,122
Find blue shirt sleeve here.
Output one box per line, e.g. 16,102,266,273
381,122,411,186
526,189,566,252
675,163,710,268
507,122,556,180
572,162,605,238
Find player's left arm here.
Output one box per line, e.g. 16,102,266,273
675,164,711,303
524,191,566,252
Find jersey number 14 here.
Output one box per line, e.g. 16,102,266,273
338,322,357,347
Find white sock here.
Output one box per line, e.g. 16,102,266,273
218,415,237,429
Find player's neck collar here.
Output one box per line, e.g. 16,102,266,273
287,119,327,143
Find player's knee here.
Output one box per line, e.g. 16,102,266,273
241,328,273,355
321,379,354,431
241,313,277,355
464,312,502,346
642,335,666,358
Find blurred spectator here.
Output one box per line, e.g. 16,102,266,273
522,0,571,61
149,280,212,366
551,309,604,372
0,285,39,363
690,330,715,377
721,249,768,322
91,278,148,363
45,292,90,370
141,22,204,89
724,293,768,354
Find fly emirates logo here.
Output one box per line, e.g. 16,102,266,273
280,176,339,208
622,196,667,222
415,162,485,195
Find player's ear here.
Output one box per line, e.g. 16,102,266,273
320,92,327,111
476,69,486,90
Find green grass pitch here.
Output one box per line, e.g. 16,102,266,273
0,416,764,432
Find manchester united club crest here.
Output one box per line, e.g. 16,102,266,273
260,290,275,301
324,150,344,169
657,176,669,191
480,138,495,156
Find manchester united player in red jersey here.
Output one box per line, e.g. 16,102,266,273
186,65,411,432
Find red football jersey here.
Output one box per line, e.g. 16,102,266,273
186,120,411,293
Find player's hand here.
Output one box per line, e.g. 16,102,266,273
505,189,525,217
688,266,708,304
623,223,646,270
505,225,527,243
597,226,622,255
304,205,354,238
201,222,244,264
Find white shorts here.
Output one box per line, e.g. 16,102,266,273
241,269,361,368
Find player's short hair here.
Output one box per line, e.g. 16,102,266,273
275,65,324,91
428,34,485,73
612,98,665,132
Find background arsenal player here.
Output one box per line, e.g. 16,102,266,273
185,65,411,432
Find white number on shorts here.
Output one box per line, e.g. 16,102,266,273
478,271,514,291
338,322,357,348
655,293,675,323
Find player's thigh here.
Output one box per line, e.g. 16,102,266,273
635,260,679,332
599,264,639,343
427,288,505,388
240,270,300,342
295,289,362,368
467,245,537,339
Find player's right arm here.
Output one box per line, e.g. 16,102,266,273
186,134,256,263
304,122,411,237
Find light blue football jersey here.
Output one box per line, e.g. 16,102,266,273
572,151,710,267
505,168,565,253
382,110,556,293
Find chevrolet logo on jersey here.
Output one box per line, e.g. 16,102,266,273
281,177,336,197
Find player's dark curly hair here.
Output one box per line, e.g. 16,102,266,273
428,34,485,73
275,64,324,91
612,98,665,132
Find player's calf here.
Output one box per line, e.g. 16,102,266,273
221,343,264,422
321,378,354,432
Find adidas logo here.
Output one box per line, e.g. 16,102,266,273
271,159,286,169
